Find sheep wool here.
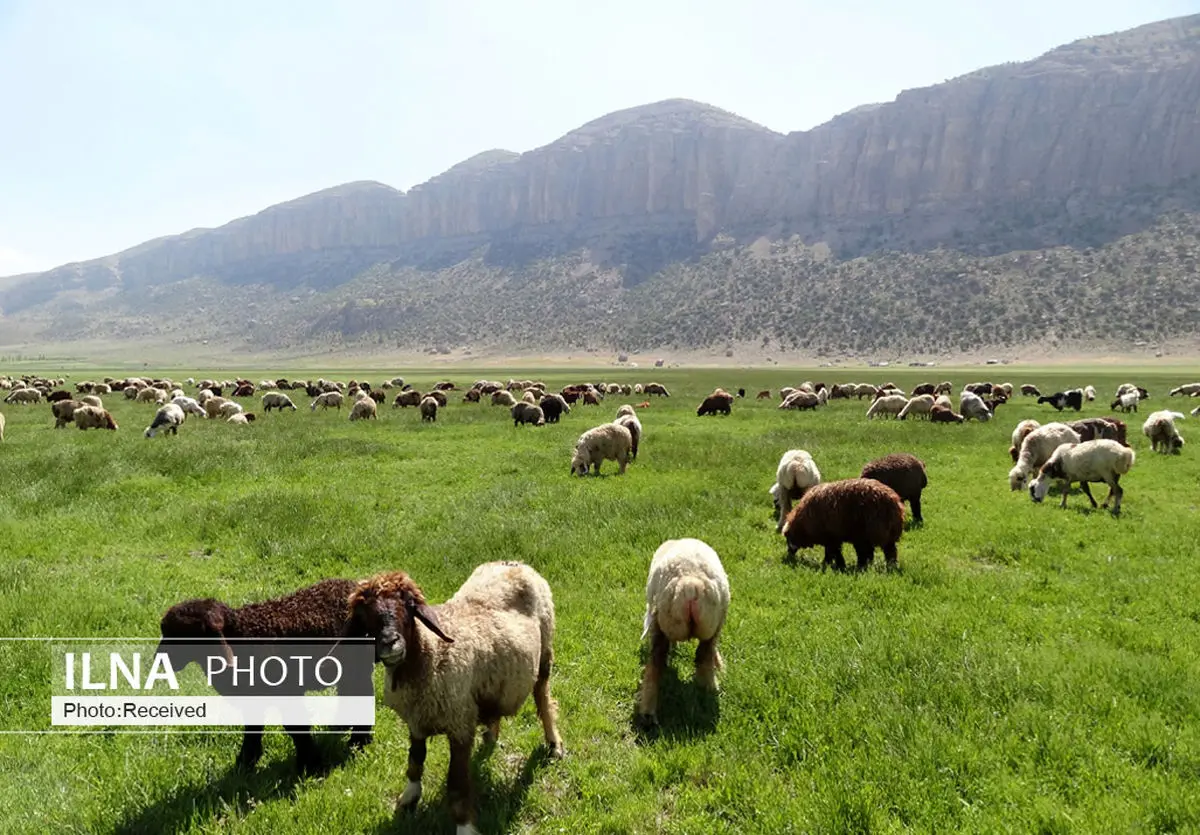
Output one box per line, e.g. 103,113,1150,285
783,478,904,570
1008,423,1082,490
1029,439,1136,513
571,423,633,476
860,453,928,524
770,449,822,532
1142,410,1185,454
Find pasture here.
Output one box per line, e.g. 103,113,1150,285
1,367,1198,834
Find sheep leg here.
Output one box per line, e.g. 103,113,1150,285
285,725,321,773
1109,476,1123,514
446,735,477,834
637,624,671,723
533,657,565,757
853,541,875,571
909,495,923,525
1060,481,1071,509
823,543,845,571
235,726,264,770
398,734,426,810
694,638,722,691
1079,481,1098,508
617,454,627,475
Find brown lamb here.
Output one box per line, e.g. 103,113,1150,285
930,405,964,423
697,391,734,416
782,479,905,570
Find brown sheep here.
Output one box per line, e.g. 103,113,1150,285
463,389,481,403
51,399,81,428
756,390,771,399
73,405,119,431
394,390,423,408
47,390,73,403
911,383,936,396
930,405,964,423
697,392,733,416
782,479,904,570
1068,417,1129,446
157,579,371,773
424,390,448,407
582,391,601,406
860,453,928,524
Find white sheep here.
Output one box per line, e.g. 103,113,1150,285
1142,410,1185,454
219,401,245,418
261,392,297,412
571,423,633,476
310,391,344,411
780,390,820,410
1009,422,1082,490
613,411,642,459
959,391,992,422
1009,419,1041,461
1111,391,1140,413
1169,383,1200,397
898,394,935,421
865,394,908,419
1083,385,1096,402
171,396,206,418
145,403,186,438
1029,440,1136,514
934,394,953,410
79,395,103,409
349,397,377,421
769,449,822,532
347,563,563,834
227,413,253,425
638,538,730,725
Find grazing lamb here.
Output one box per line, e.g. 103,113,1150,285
571,423,633,476
346,563,563,834
1008,422,1082,490
491,390,517,407
613,410,642,460
145,403,185,438
930,405,964,423
638,539,730,725
511,401,544,427
1142,411,1185,454
219,401,245,418
959,391,992,422
782,479,904,570
769,449,822,532
227,413,255,425
1009,419,1041,462
1110,391,1140,413
1169,383,1200,397
1029,440,1136,514
1083,385,1097,402
349,397,378,421
860,453,927,524
697,391,734,416
1021,384,1041,397
261,392,297,412
311,391,345,411
171,396,206,418
73,405,119,431
51,399,81,428
158,579,370,773
866,394,908,419
393,389,422,408
780,390,820,410
897,395,935,421
203,397,229,419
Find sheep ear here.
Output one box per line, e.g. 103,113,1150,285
413,603,453,643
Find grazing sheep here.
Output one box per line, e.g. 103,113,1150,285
1083,385,1097,402
227,413,255,425
1009,419,1042,462
219,401,245,418
137,386,167,405
959,391,993,422
782,479,904,570
52,399,81,428
897,395,935,421
261,392,297,412
510,402,545,427
861,453,927,524
79,395,103,409
934,381,953,395
393,389,423,408
1008,423,1083,491
865,394,907,419
1169,383,1200,397
780,390,820,410
770,449,822,532
312,391,345,411
491,390,517,407
424,390,448,407
3,388,41,404
644,383,670,397
1142,411,1185,454
697,391,734,416
638,539,730,725
911,383,936,397
1029,440,1136,514
203,397,230,419
73,405,119,431
1038,391,1083,412
157,578,370,773
538,394,569,423
1066,417,1128,445
571,423,633,476
930,405,964,423
614,411,642,460
1110,391,1140,413
171,396,206,418
756,390,771,400
145,403,186,438
350,397,378,421
346,563,563,833
1021,384,1041,397
47,390,73,403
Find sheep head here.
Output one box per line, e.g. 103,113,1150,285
103,412,118,430
346,573,453,667
157,598,236,670
570,446,590,476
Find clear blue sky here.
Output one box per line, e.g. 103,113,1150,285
1,0,1195,276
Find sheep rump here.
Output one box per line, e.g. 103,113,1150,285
770,449,821,532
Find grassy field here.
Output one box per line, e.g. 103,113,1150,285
1,367,1198,834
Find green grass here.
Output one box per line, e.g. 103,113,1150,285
1,367,1199,834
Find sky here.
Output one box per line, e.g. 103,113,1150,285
0,0,1196,276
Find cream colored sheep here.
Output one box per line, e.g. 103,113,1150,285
261,392,297,412
934,394,952,410
203,396,229,419
311,391,344,411
349,397,377,421
1009,423,1082,490
172,396,206,418
1030,440,1136,514
770,449,822,532
73,406,118,431
79,395,103,409
614,412,642,459
3,388,41,404
492,390,517,407
1009,419,1041,461
866,394,908,419
145,403,185,437
219,401,244,418
137,386,166,404
1142,410,1185,454
571,423,633,476
638,538,730,724
227,413,253,425
897,394,935,420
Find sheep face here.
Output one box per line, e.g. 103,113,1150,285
1029,476,1051,504
157,599,236,669
347,574,453,664
570,448,590,476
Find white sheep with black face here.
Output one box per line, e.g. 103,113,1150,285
1029,439,1136,514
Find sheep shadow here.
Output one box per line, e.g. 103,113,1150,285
372,743,554,835
630,648,722,744
112,737,359,835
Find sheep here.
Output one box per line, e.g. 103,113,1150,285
930,405,964,423
262,391,297,412
769,449,821,531
614,410,642,460
898,395,935,421
510,402,545,427
756,389,771,400
3,388,41,404
346,563,563,833
1110,391,1140,413
860,453,927,524
52,399,81,428
219,401,245,418
1142,411,1185,454
780,390,820,410
1083,385,1097,402
349,397,378,421
393,389,422,408
47,390,72,403
638,539,730,725
782,479,904,570
79,395,103,409
571,423,633,476
137,386,167,405
491,390,517,407
462,389,481,403
865,394,907,419
644,383,670,397
1029,440,1136,514
697,391,733,416
996,383,1014,398
1038,391,1083,411
227,413,255,425
1020,384,1040,397
538,394,569,423
911,383,936,397
145,403,185,438
1169,383,1200,397
424,390,449,407
312,391,345,411
1008,419,1042,461
157,578,370,773
959,391,993,422
1008,423,1082,490
778,386,797,401
172,396,207,418
1066,417,1127,445
203,396,230,419
73,405,119,431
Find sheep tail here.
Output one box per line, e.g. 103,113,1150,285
1117,447,1136,475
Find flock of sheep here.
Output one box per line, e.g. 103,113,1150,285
2,370,1197,833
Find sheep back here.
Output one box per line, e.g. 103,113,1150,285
783,479,904,557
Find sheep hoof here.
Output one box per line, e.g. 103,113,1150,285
398,780,422,809
547,741,566,759
635,711,658,730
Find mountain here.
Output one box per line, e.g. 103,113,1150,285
4,14,1200,358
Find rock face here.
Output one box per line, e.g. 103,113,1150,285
4,14,1200,334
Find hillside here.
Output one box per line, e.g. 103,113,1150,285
3,14,1200,356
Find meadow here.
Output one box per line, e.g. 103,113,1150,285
1,366,1198,834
